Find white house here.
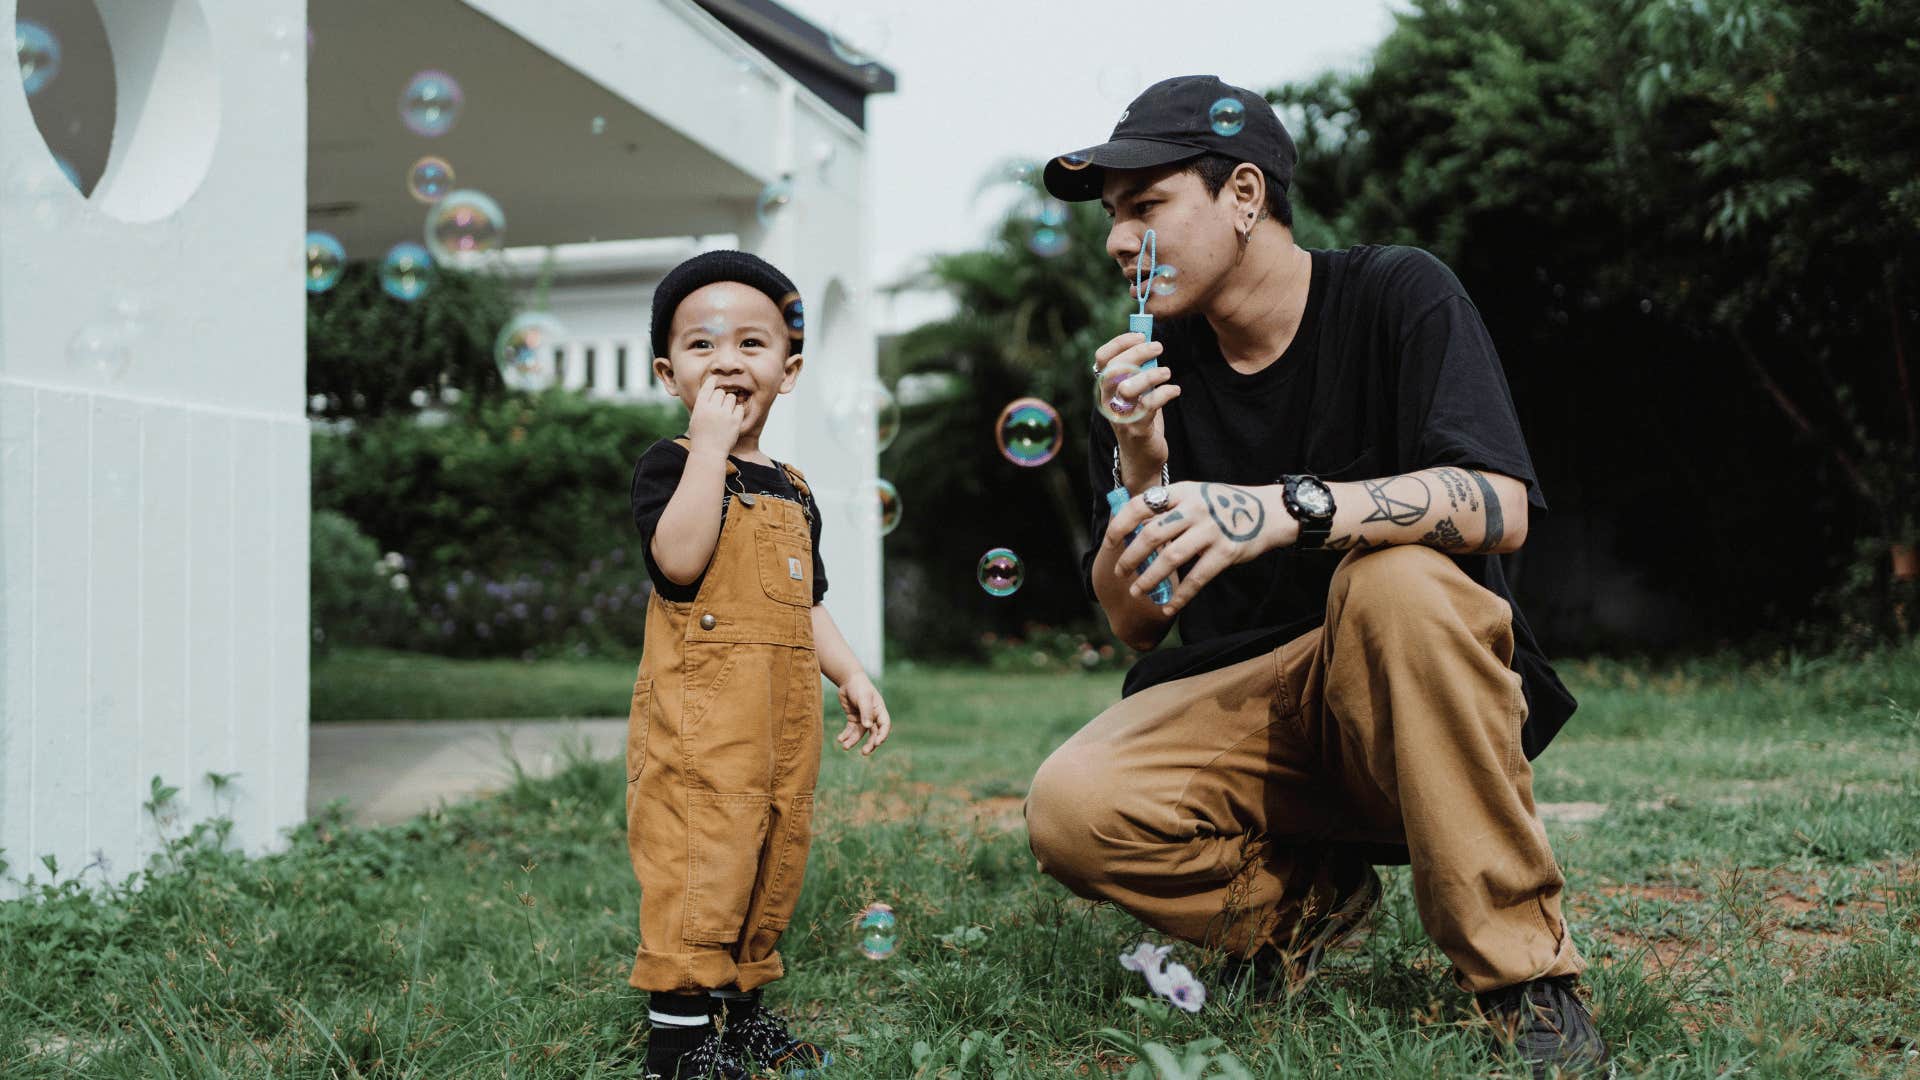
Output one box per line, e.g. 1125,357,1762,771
0,0,892,895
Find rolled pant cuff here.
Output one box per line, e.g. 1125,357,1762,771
628,945,743,993
734,951,785,992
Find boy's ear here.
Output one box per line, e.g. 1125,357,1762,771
778,351,804,395
652,356,677,394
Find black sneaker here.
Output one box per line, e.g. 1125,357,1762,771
1475,975,1613,1078
642,1026,749,1080
721,999,831,1077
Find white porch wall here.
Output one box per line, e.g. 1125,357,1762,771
0,0,309,894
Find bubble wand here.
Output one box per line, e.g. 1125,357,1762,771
1106,228,1173,607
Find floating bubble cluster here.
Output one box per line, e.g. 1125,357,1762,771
407,157,454,204
856,902,897,961
399,70,463,137
995,398,1062,467
1151,264,1179,297
1027,227,1069,259
425,189,505,260
1209,96,1246,137
67,323,130,381
977,548,1025,597
305,232,346,294
379,242,434,302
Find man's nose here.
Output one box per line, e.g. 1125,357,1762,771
1106,224,1140,266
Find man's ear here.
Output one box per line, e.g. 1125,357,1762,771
1229,162,1266,219
653,356,677,394
778,351,804,394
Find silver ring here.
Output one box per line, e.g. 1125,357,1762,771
1143,485,1171,513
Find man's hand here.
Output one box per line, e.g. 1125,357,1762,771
1105,481,1298,616
1094,332,1179,493
833,671,892,756
686,374,745,458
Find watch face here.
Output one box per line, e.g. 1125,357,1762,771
1297,480,1332,517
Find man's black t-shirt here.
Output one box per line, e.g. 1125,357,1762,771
630,438,829,604
1082,245,1577,758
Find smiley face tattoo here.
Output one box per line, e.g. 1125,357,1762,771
1201,482,1265,542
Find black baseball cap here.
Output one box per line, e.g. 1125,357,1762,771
1042,75,1296,204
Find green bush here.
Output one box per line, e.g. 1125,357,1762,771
306,261,518,421
313,391,687,658
309,509,419,655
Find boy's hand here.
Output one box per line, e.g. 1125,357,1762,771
833,671,892,756
687,374,746,457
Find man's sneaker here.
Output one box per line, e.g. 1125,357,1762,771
1223,863,1383,995
642,1025,749,1080
1475,975,1613,1078
721,1001,831,1077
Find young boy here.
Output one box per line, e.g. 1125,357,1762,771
626,250,892,1079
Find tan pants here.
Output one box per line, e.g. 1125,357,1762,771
626,454,822,993
1025,545,1584,993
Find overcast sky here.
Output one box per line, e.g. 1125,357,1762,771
771,0,1403,330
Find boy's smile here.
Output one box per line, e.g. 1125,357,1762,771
654,281,804,442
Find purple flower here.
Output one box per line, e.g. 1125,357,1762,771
475,622,492,638
440,620,455,636
511,602,528,619
543,605,558,621
444,582,460,600
579,610,596,624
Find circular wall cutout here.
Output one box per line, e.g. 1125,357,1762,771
11,0,219,222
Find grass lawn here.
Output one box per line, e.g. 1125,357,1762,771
8,643,1920,1077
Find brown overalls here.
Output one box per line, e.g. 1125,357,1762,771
626,444,823,993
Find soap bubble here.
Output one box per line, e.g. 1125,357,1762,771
1150,264,1179,297
855,902,897,960
977,548,1025,597
1095,359,1151,426
1027,227,1069,259
995,397,1062,467
399,70,463,137
407,157,454,203
875,479,901,536
1056,151,1093,172
780,292,804,336
53,155,81,192
829,381,900,453
305,232,346,294
16,20,60,98
426,190,505,261
1209,96,1246,137
379,242,434,302
1033,198,1069,228
495,312,565,392
590,115,606,135
755,177,794,227
67,323,131,381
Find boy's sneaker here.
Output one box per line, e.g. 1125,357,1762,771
1474,975,1613,1078
642,1026,749,1080
720,997,831,1077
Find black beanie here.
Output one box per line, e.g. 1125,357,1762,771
649,250,803,360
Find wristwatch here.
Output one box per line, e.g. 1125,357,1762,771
1280,474,1336,550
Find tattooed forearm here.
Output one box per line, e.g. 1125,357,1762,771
1464,469,1504,553
1420,516,1467,550
1432,467,1477,512
1324,532,1383,552
1359,475,1432,526
1201,483,1265,542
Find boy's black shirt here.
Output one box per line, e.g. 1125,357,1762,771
630,438,828,604
1082,244,1577,758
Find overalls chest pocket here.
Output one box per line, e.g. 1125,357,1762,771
754,527,813,608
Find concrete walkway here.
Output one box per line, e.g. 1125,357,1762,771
308,718,625,826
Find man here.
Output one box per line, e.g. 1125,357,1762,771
1022,75,1610,1077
